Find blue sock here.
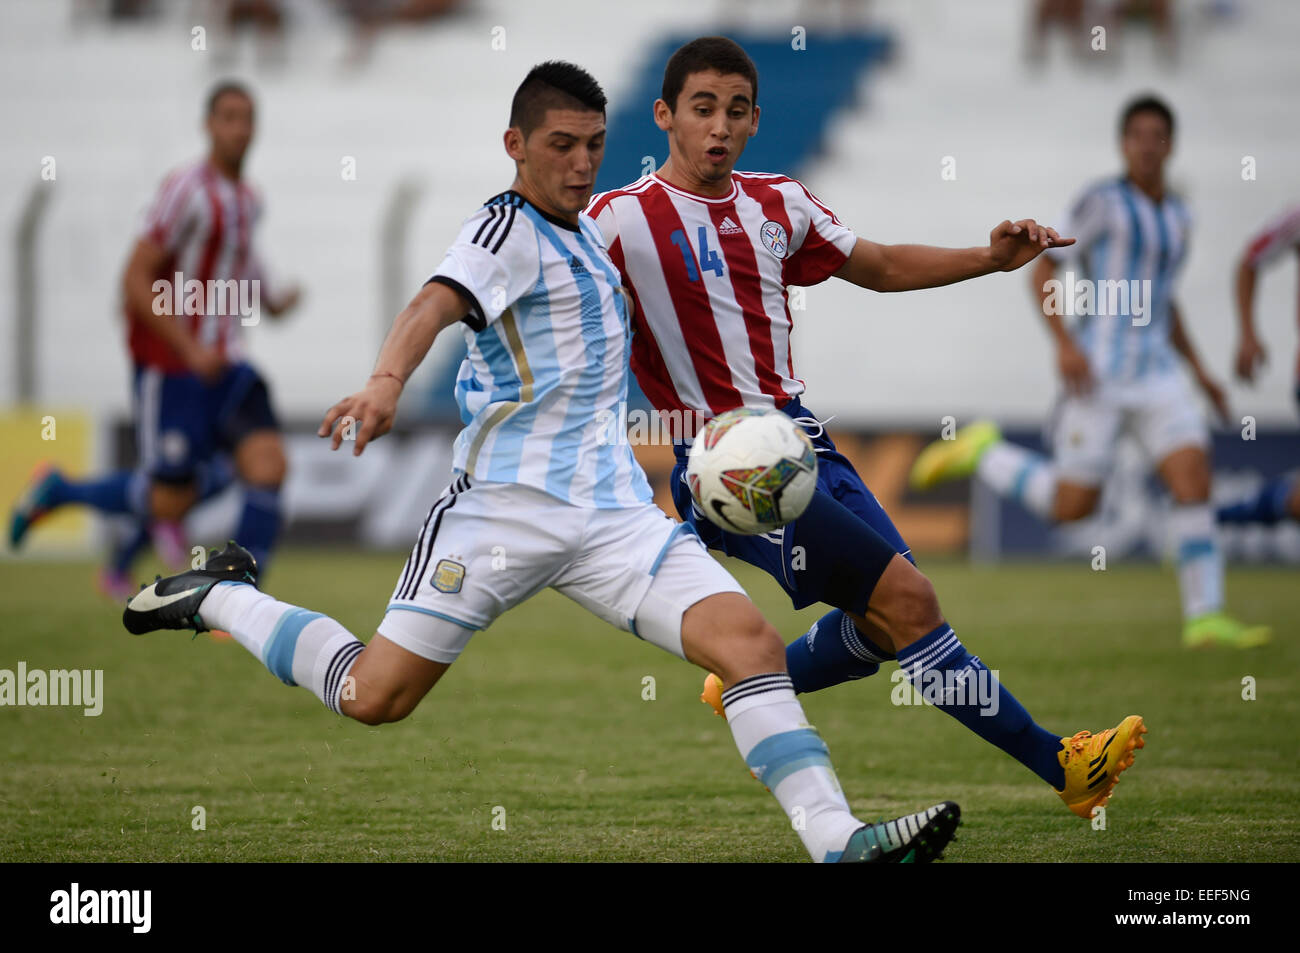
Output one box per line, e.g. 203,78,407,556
786,609,894,694
1217,475,1297,526
48,470,136,515
896,623,1064,788
235,485,281,572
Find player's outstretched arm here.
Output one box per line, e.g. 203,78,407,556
1233,256,1266,381
834,219,1074,292
318,281,469,456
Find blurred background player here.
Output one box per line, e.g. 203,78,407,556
1215,204,1300,527
589,37,1145,822
912,95,1270,649
9,80,299,595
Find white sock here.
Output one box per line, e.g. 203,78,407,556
200,582,364,714
721,673,862,862
976,441,1056,520
1169,504,1224,619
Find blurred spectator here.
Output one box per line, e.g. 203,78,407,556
1027,0,1089,63
1113,0,1177,62
225,0,286,35
73,0,160,24
337,0,466,66
210,0,289,69
1029,0,1178,66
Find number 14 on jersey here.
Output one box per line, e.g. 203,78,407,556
669,226,725,282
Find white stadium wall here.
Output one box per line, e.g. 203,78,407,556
2,0,1298,430
3,0,1299,556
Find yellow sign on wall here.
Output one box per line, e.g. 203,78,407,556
1,407,94,554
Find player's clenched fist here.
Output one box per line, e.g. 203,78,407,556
989,218,1074,272
318,375,402,456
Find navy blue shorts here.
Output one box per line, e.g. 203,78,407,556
133,362,278,484
670,397,914,615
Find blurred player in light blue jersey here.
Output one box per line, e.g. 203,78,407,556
121,61,961,863
914,95,1271,649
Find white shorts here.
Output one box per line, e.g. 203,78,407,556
376,477,745,664
1049,372,1209,486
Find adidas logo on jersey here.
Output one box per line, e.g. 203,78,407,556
718,216,744,235
568,255,588,274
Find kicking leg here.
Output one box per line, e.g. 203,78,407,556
122,542,453,722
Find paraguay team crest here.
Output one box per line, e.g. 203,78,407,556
760,220,789,259
431,559,466,594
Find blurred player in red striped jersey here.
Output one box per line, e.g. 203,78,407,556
589,36,1144,821
10,81,299,595
1217,205,1300,526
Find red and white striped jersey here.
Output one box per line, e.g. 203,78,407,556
127,158,268,372
587,172,856,419
1243,205,1300,269
1241,204,1300,379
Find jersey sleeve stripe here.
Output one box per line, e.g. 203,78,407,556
480,205,511,249
489,203,519,253
471,204,501,245
790,177,842,225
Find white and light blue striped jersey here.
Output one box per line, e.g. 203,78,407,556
426,190,653,508
1045,176,1191,384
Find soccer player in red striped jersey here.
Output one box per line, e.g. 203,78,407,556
589,37,1146,820
10,82,299,594
1217,205,1300,526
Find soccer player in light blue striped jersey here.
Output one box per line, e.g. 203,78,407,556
122,61,961,863
913,95,1270,649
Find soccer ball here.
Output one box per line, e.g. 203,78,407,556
686,408,818,535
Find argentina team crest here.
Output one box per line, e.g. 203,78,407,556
760,220,789,259
431,559,466,594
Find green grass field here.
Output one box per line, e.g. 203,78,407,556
1,550,1295,862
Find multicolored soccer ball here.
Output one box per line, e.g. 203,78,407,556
686,408,818,535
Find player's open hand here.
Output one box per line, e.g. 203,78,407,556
269,285,302,318
1234,332,1266,382
990,219,1074,272
318,377,401,456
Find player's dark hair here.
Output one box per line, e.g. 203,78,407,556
206,80,254,117
509,61,606,137
1120,94,1174,137
661,36,758,112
